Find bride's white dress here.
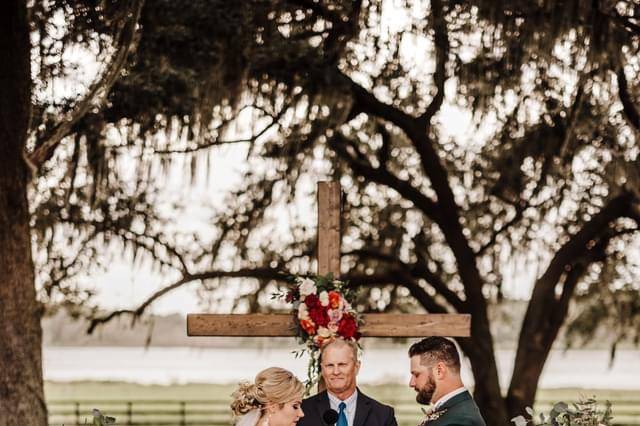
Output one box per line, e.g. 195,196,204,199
235,409,263,426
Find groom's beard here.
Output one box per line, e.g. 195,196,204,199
415,373,436,405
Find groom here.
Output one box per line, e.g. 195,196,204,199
299,338,397,426
409,337,486,426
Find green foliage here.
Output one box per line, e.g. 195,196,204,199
512,397,613,426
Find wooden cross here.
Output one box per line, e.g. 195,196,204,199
187,182,470,338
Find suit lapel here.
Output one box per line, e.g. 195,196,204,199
353,390,371,426
314,391,331,423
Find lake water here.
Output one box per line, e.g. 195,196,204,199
43,346,640,389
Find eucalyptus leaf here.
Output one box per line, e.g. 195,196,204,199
511,415,528,426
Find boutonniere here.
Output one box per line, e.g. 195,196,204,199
418,406,448,425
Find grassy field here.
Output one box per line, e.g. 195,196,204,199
45,381,640,426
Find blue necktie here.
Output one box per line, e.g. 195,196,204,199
337,401,347,426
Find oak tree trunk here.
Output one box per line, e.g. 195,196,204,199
458,308,510,426
0,1,48,425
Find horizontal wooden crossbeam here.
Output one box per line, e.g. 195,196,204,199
187,313,470,337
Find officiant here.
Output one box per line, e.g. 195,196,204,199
298,338,398,426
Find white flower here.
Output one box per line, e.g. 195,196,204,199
327,321,339,333
319,291,329,307
317,327,331,338
298,278,317,298
510,416,527,426
298,304,310,320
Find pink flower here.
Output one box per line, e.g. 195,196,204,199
328,309,343,323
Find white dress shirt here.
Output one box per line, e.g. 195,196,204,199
433,386,467,410
328,389,358,426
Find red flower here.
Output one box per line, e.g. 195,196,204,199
285,288,299,303
328,291,341,309
338,314,360,340
308,305,330,327
305,293,321,309
300,319,316,335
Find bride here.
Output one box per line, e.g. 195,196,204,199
231,367,305,426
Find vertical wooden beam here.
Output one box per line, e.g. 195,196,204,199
317,182,341,278
316,181,340,393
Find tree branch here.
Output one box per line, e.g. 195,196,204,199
610,10,640,35
617,67,640,131
417,0,448,128
284,0,362,61
45,229,100,296
348,82,477,298
344,55,453,225
340,70,419,136
506,213,629,414
59,217,189,272
376,122,392,167
344,248,466,312
410,257,467,312
532,192,634,300
155,118,281,154
327,132,442,223
88,267,289,333
27,0,145,170
343,271,449,314
475,204,525,256
285,0,347,28
329,129,485,306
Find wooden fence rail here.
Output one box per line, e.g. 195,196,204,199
47,399,640,426
47,400,231,426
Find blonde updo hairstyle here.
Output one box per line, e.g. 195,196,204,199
231,367,304,416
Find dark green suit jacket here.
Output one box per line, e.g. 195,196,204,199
422,390,486,426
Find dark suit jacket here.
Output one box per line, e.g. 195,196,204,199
298,389,398,426
424,391,486,426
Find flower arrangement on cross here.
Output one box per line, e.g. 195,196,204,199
276,273,362,391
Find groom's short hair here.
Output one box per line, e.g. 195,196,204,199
408,337,461,373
